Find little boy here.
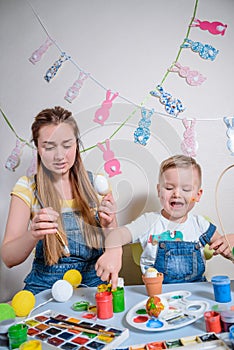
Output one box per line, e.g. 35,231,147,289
96,155,231,285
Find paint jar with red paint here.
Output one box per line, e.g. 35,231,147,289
95,291,113,319
204,311,222,333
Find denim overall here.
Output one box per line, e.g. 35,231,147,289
24,211,104,295
24,173,104,295
154,223,216,284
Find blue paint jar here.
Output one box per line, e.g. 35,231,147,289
211,275,231,303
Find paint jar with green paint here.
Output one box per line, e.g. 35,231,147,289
112,287,125,313
8,323,28,349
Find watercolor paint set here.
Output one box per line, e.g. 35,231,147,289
126,290,209,332
22,309,129,349
114,332,230,349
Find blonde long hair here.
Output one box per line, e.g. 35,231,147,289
32,106,102,265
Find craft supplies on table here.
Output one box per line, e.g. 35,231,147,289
113,332,230,349
20,309,129,350
126,290,209,332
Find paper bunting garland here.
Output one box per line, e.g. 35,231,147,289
169,62,206,86
29,37,53,64
181,118,198,157
134,107,154,146
181,39,219,61
150,85,185,117
44,52,70,82
93,90,119,125
1,0,230,175
97,139,121,177
5,139,25,171
223,117,234,155
190,19,227,36
64,71,90,103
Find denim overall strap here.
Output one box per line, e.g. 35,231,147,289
199,222,217,246
24,211,103,295
154,240,206,284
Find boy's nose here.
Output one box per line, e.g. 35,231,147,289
172,188,180,197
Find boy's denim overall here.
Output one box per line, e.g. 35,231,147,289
154,223,216,283
24,211,104,295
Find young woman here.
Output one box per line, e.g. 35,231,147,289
1,106,119,294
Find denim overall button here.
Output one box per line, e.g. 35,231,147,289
159,242,166,248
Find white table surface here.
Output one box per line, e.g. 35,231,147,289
25,280,234,348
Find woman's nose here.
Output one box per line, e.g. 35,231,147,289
54,146,65,160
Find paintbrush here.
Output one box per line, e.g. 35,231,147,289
34,188,70,256
48,322,115,337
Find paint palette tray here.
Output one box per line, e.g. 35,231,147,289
114,332,230,349
22,309,129,350
126,290,209,332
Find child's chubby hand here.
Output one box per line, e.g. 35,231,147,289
209,235,233,259
95,247,123,290
30,207,59,240
98,192,117,228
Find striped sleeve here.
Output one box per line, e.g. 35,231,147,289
11,176,36,209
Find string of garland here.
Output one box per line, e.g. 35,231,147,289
1,0,229,152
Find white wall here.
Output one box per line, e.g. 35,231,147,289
0,0,234,301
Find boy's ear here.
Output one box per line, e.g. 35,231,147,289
195,188,203,202
191,189,203,203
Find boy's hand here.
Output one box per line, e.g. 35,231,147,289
95,247,122,289
209,236,233,259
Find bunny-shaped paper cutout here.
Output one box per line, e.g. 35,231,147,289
134,107,154,146
169,62,206,86
27,148,37,177
5,139,25,171
223,117,234,155
64,71,90,103
29,37,53,65
93,90,119,125
97,139,121,177
181,39,219,61
150,85,185,117
44,52,70,82
191,18,227,36
181,118,198,157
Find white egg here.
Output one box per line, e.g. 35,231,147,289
51,280,73,302
94,174,110,195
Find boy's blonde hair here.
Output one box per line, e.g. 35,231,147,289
159,155,202,185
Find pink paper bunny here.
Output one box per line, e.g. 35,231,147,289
29,37,53,64
27,148,37,177
181,118,198,157
5,139,25,171
64,71,90,103
97,139,121,177
169,62,206,86
191,18,227,36
93,90,119,125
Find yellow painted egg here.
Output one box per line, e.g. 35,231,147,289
63,269,82,287
11,290,35,317
204,243,214,260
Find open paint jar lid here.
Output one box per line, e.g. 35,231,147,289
221,310,234,322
